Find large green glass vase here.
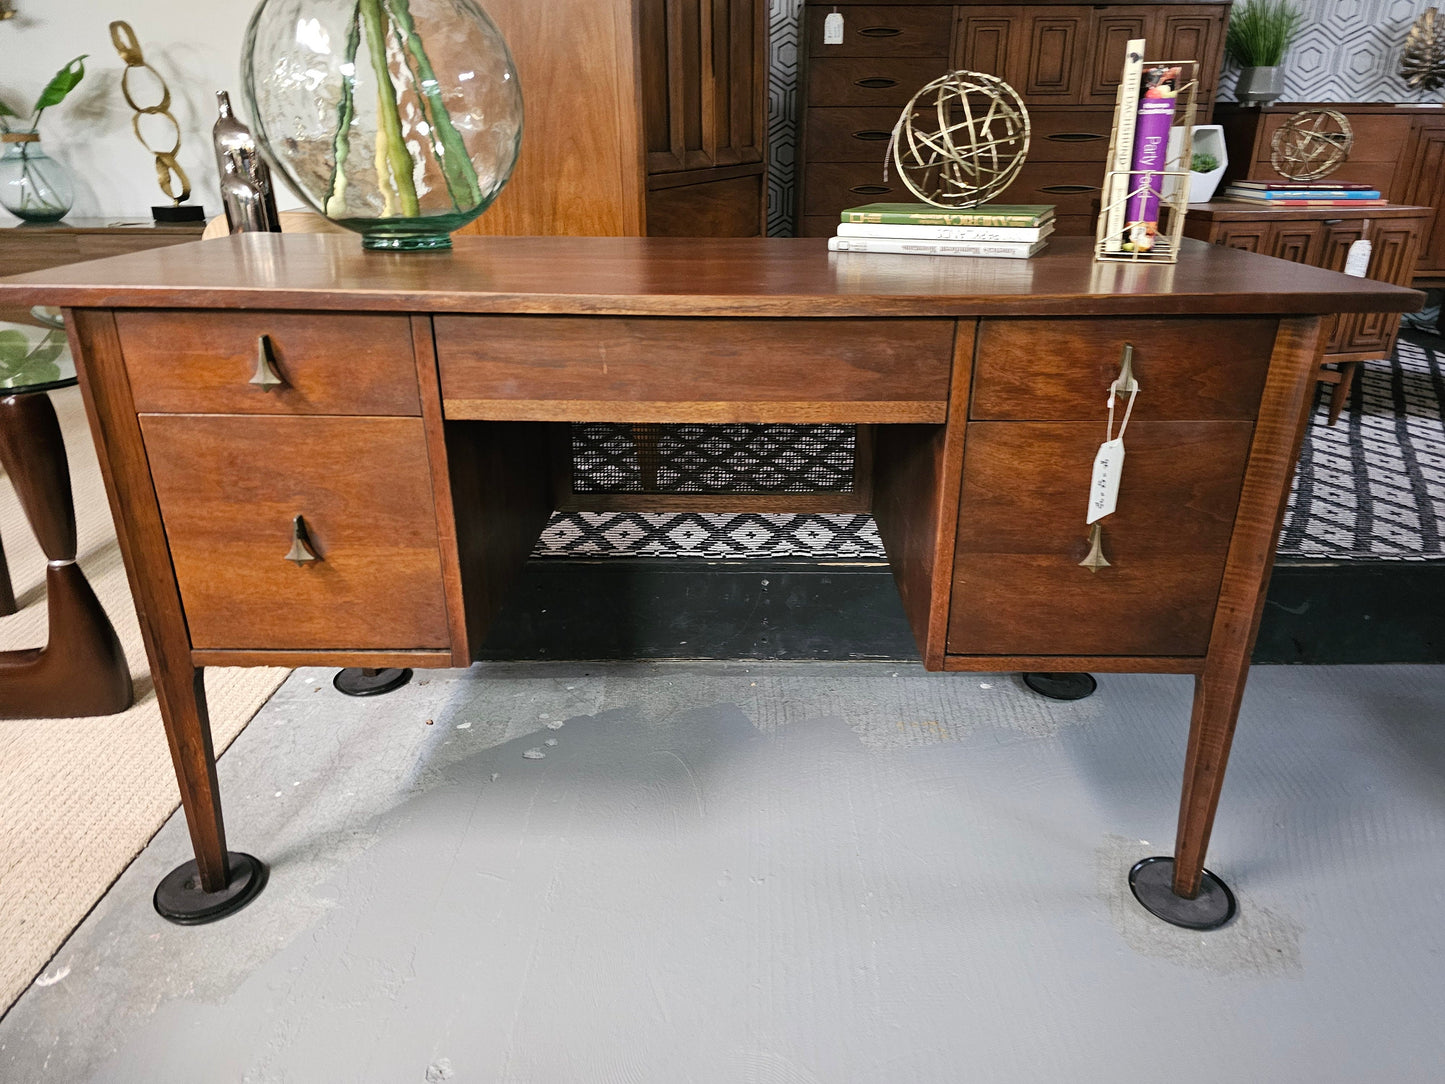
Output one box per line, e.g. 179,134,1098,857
242,0,523,250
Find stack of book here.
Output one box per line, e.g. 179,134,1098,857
1220,181,1387,208
828,202,1055,259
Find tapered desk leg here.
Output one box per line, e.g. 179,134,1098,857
0,528,16,616
1128,317,1325,931
150,664,267,924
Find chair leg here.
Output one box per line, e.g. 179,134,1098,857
1326,360,1360,427
0,526,15,616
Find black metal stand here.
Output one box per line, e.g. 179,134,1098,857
1022,672,1097,700
153,852,267,925
333,667,413,696
1128,856,1237,930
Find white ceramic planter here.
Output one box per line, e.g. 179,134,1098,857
1187,125,1228,203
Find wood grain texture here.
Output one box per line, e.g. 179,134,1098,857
190,649,453,669
140,415,451,652
871,320,974,669
435,315,954,419
646,172,765,237
1171,316,1325,898
949,421,1253,657
0,235,1422,318
64,309,231,892
971,316,1276,421
943,655,1204,674
411,315,472,666
116,310,420,416
457,0,646,237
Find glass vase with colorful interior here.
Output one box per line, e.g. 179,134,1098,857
242,0,523,250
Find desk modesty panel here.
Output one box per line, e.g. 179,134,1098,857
0,234,1420,927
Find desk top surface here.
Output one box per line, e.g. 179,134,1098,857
0,234,1422,319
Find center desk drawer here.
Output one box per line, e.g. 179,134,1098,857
434,316,955,422
116,310,421,416
141,414,449,651
971,316,1277,420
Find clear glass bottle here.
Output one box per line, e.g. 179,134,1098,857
241,0,524,250
0,132,74,223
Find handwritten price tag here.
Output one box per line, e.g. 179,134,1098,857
1087,437,1125,524
824,11,844,44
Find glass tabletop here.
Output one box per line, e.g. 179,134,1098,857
0,318,76,395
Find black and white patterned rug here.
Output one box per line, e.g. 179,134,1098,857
532,330,1445,562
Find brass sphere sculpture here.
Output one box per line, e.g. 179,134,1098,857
1270,109,1354,182
886,71,1030,208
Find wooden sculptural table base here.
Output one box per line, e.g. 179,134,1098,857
0,389,132,719
0,234,1419,930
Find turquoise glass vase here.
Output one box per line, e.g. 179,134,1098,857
0,132,74,223
241,0,523,250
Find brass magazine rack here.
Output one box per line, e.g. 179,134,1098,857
1093,59,1199,265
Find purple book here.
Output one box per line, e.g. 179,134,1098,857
1123,66,1181,252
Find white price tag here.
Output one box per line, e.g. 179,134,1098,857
1344,238,1372,278
824,11,844,44
1087,438,1125,524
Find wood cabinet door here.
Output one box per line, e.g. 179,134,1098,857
1319,221,1366,352
1014,7,1091,103
1211,221,1272,254
1343,221,1423,352
1155,6,1226,104
641,0,767,174
1268,220,1326,265
1402,118,1445,277
953,6,1019,83
1084,11,1149,104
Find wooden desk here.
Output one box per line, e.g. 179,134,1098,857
0,234,1420,928
0,218,205,278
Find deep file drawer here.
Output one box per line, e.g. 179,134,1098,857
141,414,450,651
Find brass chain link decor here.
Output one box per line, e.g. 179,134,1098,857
109,21,193,210
1270,108,1353,181
885,71,1030,208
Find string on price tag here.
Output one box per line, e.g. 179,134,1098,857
1086,352,1139,525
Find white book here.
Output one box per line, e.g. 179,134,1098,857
1103,38,1146,253
836,221,1055,243
827,236,1047,259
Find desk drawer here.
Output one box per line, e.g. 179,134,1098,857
948,421,1251,657
435,316,955,423
141,414,449,651
971,317,1276,421
117,310,420,416
808,58,953,108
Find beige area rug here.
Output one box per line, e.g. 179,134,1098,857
0,386,289,1016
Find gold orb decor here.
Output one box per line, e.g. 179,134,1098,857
886,71,1030,208
1270,108,1354,181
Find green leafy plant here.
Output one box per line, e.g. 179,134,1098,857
0,327,65,390
1191,152,1221,173
0,55,88,134
1225,1,1304,67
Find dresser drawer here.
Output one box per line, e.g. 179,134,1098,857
948,421,1252,657
971,317,1276,421
434,316,955,422
141,414,449,651
805,5,952,56
117,310,421,416
803,161,910,215
804,107,909,162
807,57,953,108
1027,109,1114,162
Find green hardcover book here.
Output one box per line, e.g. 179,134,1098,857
840,202,1056,227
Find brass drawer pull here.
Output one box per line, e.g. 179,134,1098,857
848,184,892,195
1046,132,1106,142
851,130,892,141
285,514,320,565
858,26,903,37
1040,184,1099,194
250,334,285,390
854,77,898,89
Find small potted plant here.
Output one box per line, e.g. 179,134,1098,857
0,55,87,222
1226,0,1304,106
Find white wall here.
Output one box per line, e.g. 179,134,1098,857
0,0,300,224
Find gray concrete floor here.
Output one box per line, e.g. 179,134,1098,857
2,661,1444,1082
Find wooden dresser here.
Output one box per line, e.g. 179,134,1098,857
1183,201,1431,422
458,0,768,238
1216,103,1445,285
798,0,1231,237
0,234,1419,927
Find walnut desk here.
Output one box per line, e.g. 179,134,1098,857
0,234,1420,928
